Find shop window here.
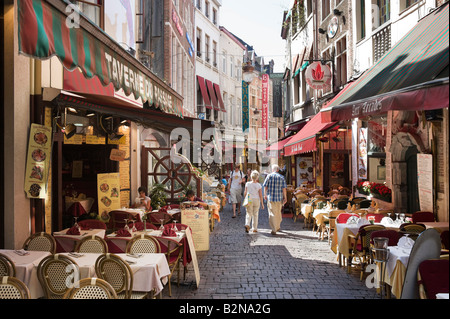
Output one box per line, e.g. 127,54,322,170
367,117,387,154
70,0,103,28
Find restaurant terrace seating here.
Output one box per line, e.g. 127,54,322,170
412,211,435,223
348,224,386,280
400,223,427,241
108,211,137,232
37,254,80,299
418,259,449,299
324,210,345,245
75,235,108,254
0,276,31,299
77,219,107,230
365,212,388,223
0,253,16,277
95,253,148,299
148,211,173,227
359,200,373,209
336,213,359,224
132,221,158,231
370,230,400,247
22,232,57,254
335,199,351,210
126,234,161,254
63,278,117,299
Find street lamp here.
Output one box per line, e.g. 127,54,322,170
242,62,256,83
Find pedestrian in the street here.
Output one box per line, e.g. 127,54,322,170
228,164,245,218
263,164,287,235
243,170,264,233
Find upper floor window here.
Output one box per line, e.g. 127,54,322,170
205,1,210,18
136,0,144,43
196,0,202,10
306,0,313,16
70,0,103,28
213,8,218,25
205,35,210,63
196,28,202,58
321,0,331,21
373,0,390,29
401,0,419,11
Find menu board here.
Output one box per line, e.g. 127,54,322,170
181,209,210,251
24,124,53,199
417,154,433,212
184,228,201,288
97,173,121,222
296,156,313,187
358,127,368,179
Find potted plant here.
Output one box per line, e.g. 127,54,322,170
149,183,167,210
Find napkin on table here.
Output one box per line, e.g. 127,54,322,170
66,226,81,235
162,226,177,237
116,229,132,237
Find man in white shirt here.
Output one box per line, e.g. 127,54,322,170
228,164,245,218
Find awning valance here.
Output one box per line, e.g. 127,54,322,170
18,0,183,117
206,79,220,111
265,136,294,152
320,3,449,121
284,113,336,156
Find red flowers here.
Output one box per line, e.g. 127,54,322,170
357,180,392,200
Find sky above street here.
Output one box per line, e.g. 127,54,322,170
220,0,292,74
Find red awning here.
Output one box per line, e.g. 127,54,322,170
214,83,226,112
284,113,336,156
197,75,212,109
206,80,220,111
265,136,294,152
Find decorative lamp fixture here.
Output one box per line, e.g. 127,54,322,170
318,28,326,34
100,115,124,141
242,62,256,83
54,107,77,139
333,9,343,16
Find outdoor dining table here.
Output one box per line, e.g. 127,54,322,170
105,229,192,267
381,245,412,298
53,228,106,253
59,252,171,295
0,249,50,299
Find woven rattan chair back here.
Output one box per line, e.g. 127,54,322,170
126,234,161,254
22,232,56,254
0,276,31,299
360,225,386,251
0,254,16,277
63,278,118,299
95,253,132,299
37,254,80,299
75,236,108,254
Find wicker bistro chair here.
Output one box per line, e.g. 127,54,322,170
347,224,386,281
95,253,148,299
75,235,108,254
0,276,31,299
37,254,80,299
126,234,161,254
77,219,107,230
400,223,427,241
155,235,183,298
324,210,346,245
418,259,449,299
0,254,16,277
63,278,117,299
359,200,373,209
22,232,56,254
412,211,435,223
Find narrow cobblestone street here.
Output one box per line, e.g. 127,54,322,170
169,203,378,300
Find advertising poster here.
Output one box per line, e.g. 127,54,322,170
97,173,121,222
181,209,210,252
24,124,53,199
417,154,433,212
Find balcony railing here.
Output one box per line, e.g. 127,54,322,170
373,24,391,63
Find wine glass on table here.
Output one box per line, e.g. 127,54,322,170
131,219,137,233
159,219,165,231
173,220,179,232
73,217,81,233
124,219,130,233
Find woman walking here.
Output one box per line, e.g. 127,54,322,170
243,170,264,233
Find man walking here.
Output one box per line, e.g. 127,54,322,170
263,164,287,235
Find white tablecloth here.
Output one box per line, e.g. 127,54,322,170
53,229,106,252
386,246,411,278
0,249,51,299
60,253,170,294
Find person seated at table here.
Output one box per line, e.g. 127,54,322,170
132,187,152,211
184,190,209,208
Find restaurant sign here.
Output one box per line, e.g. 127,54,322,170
305,62,332,90
17,0,183,118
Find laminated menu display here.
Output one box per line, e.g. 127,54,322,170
97,173,121,222
24,124,53,199
181,209,210,252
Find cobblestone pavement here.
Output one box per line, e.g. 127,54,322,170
167,203,379,300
